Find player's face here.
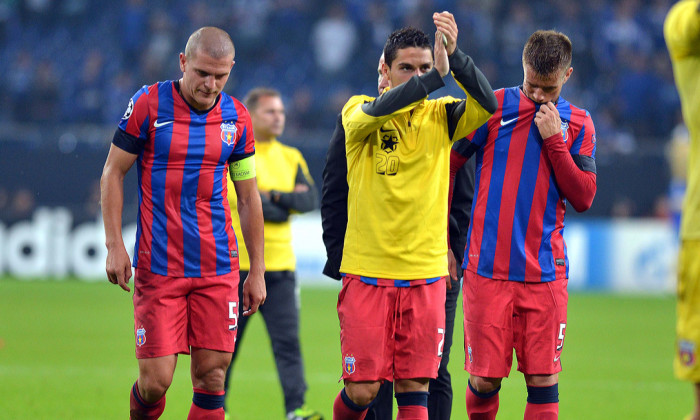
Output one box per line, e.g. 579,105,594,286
377,55,389,95
383,47,433,89
522,64,573,104
179,51,234,110
250,95,285,140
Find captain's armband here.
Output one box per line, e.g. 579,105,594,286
229,156,256,181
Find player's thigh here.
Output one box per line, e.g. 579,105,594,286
133,268,190,358
675,240,700,381
188,270,240,353
190,347,233,390
513,278,568,376
463,271,515,378
137,354,178,394
338,276,395,382
394,281,446,380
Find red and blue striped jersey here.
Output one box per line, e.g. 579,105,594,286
455,87,596,282
113,80,255,277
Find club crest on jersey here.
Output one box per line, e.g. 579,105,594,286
122,98,134,120
344,355,356,375
381,134,398,153
679,340,696,367
221,122,238,146
136,327,146,347
561,120,569,143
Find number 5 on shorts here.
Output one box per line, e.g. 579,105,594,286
556,323,566,351
229,301,238,331
437,328,445,357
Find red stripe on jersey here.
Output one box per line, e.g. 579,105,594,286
524,152,551,280
234,99,255,154
552,199,567,279
137,85,159,270
468,91,505,270
574,108,596,157
125,92,149,138
198,105,223,276
492,98,533,278
164,98,189,275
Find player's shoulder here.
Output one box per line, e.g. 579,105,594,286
345,94,375,108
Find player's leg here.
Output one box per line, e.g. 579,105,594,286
365,380,394,420
223,270,249,411
428,277,460,420
394,281,447,420
130,268,190,419
463,271,514,420
335,276,395,419
674,240,700,420
188,271,239,420
131,356,177,420
514,279,568,420
189,348,232,420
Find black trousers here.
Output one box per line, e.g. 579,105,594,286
224,270,306,414
365,278,461,420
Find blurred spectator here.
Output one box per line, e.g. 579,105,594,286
311,4,357,75
31,59,60,124
7,188,36,224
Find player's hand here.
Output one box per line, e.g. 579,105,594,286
447,249,458,289
433,29,449,78
242,270,266,316
105,244,132,292
433,11,458,56
534,102,562,140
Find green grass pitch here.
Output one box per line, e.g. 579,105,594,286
0,278,691,419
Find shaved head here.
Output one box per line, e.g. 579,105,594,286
185,26,235,60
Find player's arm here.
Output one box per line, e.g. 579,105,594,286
321,115,348,280
101,141,139,293
230,156,266,315
433,11,497,142
269,156,317,214
535,103,597,212
342,69,446,142
664,0,700,58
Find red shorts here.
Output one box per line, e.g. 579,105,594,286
463,270,568,377
337,275,446,382
132,268,240,358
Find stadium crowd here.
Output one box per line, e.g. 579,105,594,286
0,0,680,149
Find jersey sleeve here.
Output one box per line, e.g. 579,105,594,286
441,47,497,142
229,105,255,162
342,68,445,143
568,111,597,174
113,85,151,154
664,0,700,59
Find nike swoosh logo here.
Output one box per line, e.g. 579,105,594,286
154,119,173,128
379,127,395,133
553,356,560,362
500,117,518,126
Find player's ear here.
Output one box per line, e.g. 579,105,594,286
230,60,235,70
179,52,187,72
562,67,573,84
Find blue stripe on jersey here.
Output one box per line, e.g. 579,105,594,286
462,147,483,270
394,280,411,287
182,111,205,277
214,96,239,273
508,121,543,280
477,91,520,278
360,276,378,285
150,82,174,274
538,177,560,278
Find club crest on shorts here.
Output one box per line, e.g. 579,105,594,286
679,339,696,367
468,345,473,364
136,327,146,347
343,355,356,375
221,122,238,146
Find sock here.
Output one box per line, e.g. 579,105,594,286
130,381,166,420
524,384,559,420
333,388,370,420
465,381,500,420
395,391,429,420
187,388,225,420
